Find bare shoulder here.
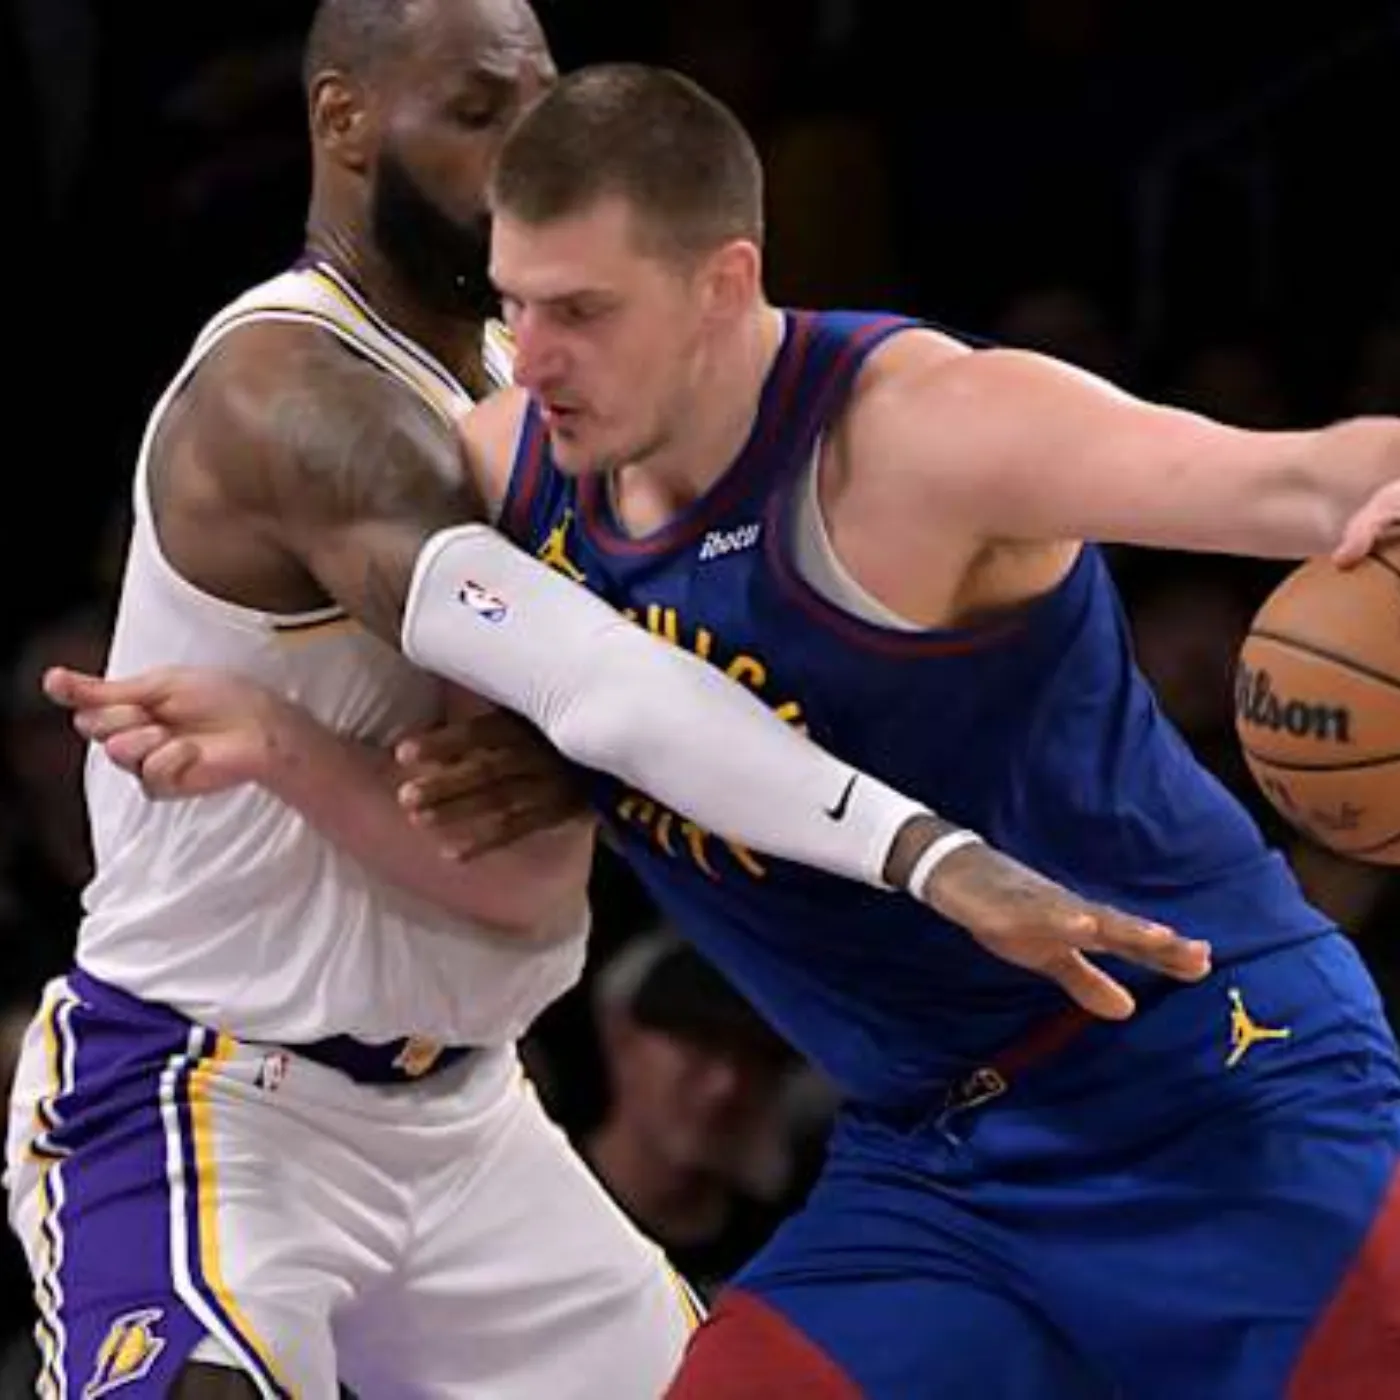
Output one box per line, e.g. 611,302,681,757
832,327,972,481
150,320,482,615
839,329,1142,495
821,325,1081,624
457,385,531,511
184,322,470,520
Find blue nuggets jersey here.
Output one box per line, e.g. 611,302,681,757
500,310,1331,1109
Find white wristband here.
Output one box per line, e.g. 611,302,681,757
906,829,985,898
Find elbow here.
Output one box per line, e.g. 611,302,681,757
546,679,648,780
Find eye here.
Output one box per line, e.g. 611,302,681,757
557,300,609,327
451,101,502,131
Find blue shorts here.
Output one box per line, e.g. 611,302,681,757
678,933,1400,1399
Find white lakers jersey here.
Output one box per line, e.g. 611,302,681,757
77,263,587,1045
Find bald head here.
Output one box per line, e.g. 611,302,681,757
303,0,545,91
303,0,421,90
302,0,553,319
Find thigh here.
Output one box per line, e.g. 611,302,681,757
5,981,345,1398
1025,981,1400,1399
339,1077,696,1400
667,1279,1105,1400
1069,1125,1400,1399
673,1160,1111,1400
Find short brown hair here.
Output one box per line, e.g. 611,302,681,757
489,63,764,258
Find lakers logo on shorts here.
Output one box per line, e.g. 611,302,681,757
1226,988,1291,1069
84,1308,166,1397
394,1036,445,1079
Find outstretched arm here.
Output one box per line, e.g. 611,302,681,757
50,663,593,938
164,329,1210,1018
194,337,925,889
866,334,1400,560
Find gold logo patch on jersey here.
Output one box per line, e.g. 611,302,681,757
1226,987,1292,1069
537,509,588,583
394,1036,445,1079
85,1308,166,1397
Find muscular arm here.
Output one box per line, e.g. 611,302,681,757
868,335,1400,559
181,329,933,890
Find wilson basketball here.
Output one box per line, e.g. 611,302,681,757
1235,547,1400,863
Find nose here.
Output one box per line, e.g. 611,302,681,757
506,307,563,392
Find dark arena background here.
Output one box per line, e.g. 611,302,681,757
4,0,1400,1388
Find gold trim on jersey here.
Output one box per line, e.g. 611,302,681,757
269,610,359,645
30,981,79,1399
663,1260,706,1333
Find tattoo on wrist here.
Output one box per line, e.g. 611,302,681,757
882,812,964,889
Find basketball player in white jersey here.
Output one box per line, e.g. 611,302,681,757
8,2,1213,1395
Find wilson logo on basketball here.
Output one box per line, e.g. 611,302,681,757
1235,664,1352,743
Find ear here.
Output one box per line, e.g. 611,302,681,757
699,239,762,326
309,71,376,174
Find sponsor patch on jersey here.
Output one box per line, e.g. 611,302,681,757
699,522,762,562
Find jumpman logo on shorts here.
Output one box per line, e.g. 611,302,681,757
1226,987,1291,1068
538,510,587,583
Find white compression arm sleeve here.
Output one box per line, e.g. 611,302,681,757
402,524,930,888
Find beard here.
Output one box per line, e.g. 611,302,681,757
368,147,498,321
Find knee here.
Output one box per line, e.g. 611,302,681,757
665,1289,864,1400
170,1362,264,1399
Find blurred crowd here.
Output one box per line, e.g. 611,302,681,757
4,0,1400,1376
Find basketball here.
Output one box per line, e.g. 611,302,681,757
1236,547,1400,863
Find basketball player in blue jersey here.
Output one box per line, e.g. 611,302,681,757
16,6,1217,1397
225,61,1400,1398
458,65,1400,1398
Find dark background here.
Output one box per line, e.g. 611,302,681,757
4,0,1400,1368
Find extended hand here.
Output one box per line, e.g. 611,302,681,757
43,665,282,798
916,839,1211,1020
1335,478,1400,566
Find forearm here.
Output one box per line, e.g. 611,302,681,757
402,525,936,888
1156,417,1400,561
259,700,592,936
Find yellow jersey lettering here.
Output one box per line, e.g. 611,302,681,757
681,821,721,879
725,654,767,689
599,604,808,882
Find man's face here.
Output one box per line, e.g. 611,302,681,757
493,197,718,475
366,0,555,316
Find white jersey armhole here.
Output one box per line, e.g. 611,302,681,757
788,444,922,632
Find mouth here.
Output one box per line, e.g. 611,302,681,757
539,400,583,432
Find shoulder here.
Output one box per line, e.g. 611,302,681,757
193,319,431,438
833,325,972,467
456,385,531,506
850,325,974,408
182,320,462,514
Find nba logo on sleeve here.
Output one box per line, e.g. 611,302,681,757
458,579,509,623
